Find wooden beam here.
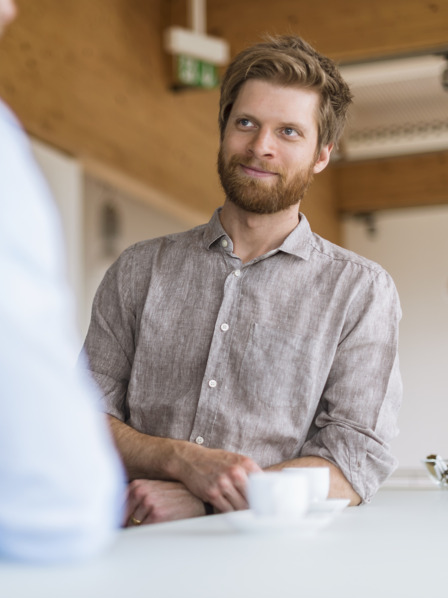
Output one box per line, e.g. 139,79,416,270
206,0,448,62
334,151,448,213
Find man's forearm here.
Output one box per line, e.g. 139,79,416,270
107,415,179,481
265,456,362,506
107,415,262,512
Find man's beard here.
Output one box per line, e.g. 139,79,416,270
217,148,315,215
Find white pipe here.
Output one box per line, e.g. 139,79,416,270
188,0,206,34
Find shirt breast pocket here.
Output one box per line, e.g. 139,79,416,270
238,322,318,408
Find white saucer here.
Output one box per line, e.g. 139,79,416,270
224,499,350,534
224,511,308,533
308,498,350,513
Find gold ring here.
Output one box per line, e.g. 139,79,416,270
131,516,142,526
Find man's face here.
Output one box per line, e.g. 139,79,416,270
0,0,16,37
218,79,332,214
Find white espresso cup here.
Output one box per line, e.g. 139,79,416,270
247,471,309,519
284,467,330,503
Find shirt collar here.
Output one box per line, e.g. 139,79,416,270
203,208,313,262
278,213,313,261
203,208,229,249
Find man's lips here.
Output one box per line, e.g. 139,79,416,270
240,164,279,178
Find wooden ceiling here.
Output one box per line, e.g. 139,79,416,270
0,0,447,220
205,0,448,62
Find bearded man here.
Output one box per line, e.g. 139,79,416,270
82,35,402,525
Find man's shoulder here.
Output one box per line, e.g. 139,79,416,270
115,223,208,273
306,233,400,310
307,232,390,279
125,223,206,255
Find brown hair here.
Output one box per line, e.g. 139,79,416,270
219,35,352,150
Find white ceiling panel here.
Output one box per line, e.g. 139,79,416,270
338,55,448,160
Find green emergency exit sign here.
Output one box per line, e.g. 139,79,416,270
175,54,219,89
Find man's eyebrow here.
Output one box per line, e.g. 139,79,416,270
232,111,257,120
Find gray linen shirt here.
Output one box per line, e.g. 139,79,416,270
83,209,402,503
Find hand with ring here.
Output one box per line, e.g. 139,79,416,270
130,516,142,526
125,479,207,526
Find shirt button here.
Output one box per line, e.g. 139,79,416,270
195,436,204,445
234,269,241,277
208,379,217,388
221,239,228,248
220,323,229,332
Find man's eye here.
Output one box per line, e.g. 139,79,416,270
238,118,253,128
283,127,298,137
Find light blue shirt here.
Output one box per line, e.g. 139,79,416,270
0,99,125,562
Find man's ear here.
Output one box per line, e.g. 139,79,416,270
313,143,333,174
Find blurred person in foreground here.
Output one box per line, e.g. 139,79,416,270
0,0,124,562
82,34,402,524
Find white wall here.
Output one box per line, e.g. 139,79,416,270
30,138,84,330
82,174,191,337
343,206,448,471
30,138,194,339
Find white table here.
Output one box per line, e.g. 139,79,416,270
1,489,447,598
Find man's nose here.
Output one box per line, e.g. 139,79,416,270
247,128,276,159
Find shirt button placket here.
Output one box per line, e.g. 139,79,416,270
193,264,240,451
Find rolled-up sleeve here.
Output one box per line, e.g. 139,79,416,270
300,269,402,503
82,246,138,421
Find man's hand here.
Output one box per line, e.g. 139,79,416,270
125,480,207,526
169,444,262,513
107,416,262,513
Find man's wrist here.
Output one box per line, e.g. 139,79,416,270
165,438,203,482
161,437,188,480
